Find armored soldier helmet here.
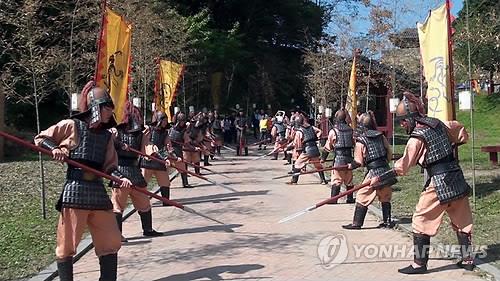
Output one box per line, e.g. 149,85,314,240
76,81,116,128
359,111,378,131
121,101,143,133
395,92,424,134
295,114,305,127
152,111,168,128
335,109,347,123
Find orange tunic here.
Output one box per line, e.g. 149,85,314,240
393,121,472,236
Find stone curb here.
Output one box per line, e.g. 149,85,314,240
28,172,179,281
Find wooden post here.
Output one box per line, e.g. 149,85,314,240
0,80,5,161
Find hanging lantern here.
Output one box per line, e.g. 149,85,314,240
71,93,79,111
132,97,141,108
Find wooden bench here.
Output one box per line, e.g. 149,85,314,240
480,146,500,166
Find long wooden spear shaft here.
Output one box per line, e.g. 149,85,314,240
278,180,371,223
272,165,348,180
0,131,226,225
125,146,236,192
170,139,216,157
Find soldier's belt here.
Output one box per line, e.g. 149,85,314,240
366,158,389,170
66,168,100,182
334,148,353,157
118,157,139,166
426,160,460,177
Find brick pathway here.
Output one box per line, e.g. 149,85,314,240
64,147,485,281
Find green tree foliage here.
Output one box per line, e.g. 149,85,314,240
166,0,328,111
454,0,500,82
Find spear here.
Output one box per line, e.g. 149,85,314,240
127,146,229,178
125,146,236,192
247,138,271,147
272,165,348,180
278,180,371,223
0,131,226,225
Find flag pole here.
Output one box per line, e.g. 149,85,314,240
445,0,456,121
94,0,107,83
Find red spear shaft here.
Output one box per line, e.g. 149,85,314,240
279,180,371,223
0,131,225,225
124,146,236,192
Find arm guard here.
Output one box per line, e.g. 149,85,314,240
40,138,58,151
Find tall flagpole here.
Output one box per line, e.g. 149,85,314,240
445,0,456,120
94,0,107,82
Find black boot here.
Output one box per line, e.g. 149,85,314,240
160,186,170,206
181,173,192,188
194,165,201,175
217,146,221,155
57,257,73,281
99,253,117,281
288,162,295,174
398,233,430,274
328,184,341,204
345,185,355,204
203,155,210,166
244,147,248,156
282,151,288,160
318,171,328,185
342,203,368,229
272,153,278,160
378,202,395,228
236,147,241,156
114,213,127,242
286,168,300,185
456,231,475,271
139,210,163,237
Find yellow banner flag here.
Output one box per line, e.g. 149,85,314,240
417,3,453,121
346,51,358,128
95,8,132,124
157,60,185,120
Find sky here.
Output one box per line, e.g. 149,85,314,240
326,0,464,38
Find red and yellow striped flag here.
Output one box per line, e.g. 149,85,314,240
95,8,132,124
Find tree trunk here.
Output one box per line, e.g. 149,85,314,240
489,70,494,95
0,80,5,161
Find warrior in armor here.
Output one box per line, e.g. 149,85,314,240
111,103,163,241
170,112,192,188
321,109,355,203
287,113,328,184
183,114,204,175
141,111,173,206
201,113,215,166
34,83,133,281
270,112,287,160
284,114,297,167
374,92,473,274
342,111,396,229
235,111,249,156
211,111,224,155
318,113,330,147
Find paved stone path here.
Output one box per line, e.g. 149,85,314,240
63,147,485,281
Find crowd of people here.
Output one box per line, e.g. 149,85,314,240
31,81,475,280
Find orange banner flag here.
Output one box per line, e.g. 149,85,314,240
95,8,132,124
155,60,185,120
